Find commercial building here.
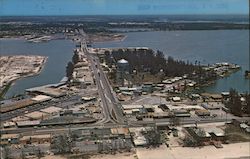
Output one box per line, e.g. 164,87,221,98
195,109,211,116
2,121,16,128
40,106,62,115
25,111,49,120
173,109,191,117
185,126,225,144
1,134,20,145
26,86,66,98
0,98,35,113
16,120,40,127
20,134,51,144
129,127,148,147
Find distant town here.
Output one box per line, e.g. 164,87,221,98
0,17,250,159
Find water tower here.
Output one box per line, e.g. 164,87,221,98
116,59,129,86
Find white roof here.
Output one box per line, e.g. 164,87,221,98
204,127,225,137
123,110,133,115
221,92,230,95
16,120,40,126
25,111,48,119
172,97,181,101
132,108,140,112
240,123,249,129
118,59,128,64
122,105,143,110
31,95,52,102
40,106,62,114
133,136,147,146
3,121,16,127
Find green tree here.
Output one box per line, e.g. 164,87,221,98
227,89,243,116
66,62,74,81
51,134,73,154
2,146,11,159
243,93,250,115
72,53,80,64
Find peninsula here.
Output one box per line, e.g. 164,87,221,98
0,55,47,98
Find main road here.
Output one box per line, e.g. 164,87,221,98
78,29,125,125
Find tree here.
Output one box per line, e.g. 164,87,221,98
20,149,25,159
2,146,11,159
36,147,43,159
243,93,250,115
226,89,243,116
51,134,73,154
72,53,80,64
144,129,161,146
66,62,74,81
183,136,198,147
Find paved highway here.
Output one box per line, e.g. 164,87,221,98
78,29,125,125
2,115,249,135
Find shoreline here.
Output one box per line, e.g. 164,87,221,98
1,56,48,99
91,35,128,44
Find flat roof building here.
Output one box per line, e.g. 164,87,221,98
40,106,62,115
25,111,49,120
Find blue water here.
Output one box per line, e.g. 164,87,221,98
93,30,250,93
0,30,249,97
0,39,75,98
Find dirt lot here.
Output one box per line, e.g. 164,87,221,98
136,142,250,159
90,152,136,159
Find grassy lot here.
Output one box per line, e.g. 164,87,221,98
224,124,250,143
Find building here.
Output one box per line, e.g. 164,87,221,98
2,121,16,128
195,109,211,116
40,106,62,115
172,97,181,102
20,134,51,144
185,126,225,144
25,111,49,120
1,134,20,145
142,84,153,93
16,120,40,127
173,109,191,117
26,85,66,98
129,127,148,147
201,103,221,110
203,127,225,141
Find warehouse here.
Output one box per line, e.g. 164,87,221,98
1,134,20,144
25,111,49,120
40,106,62,115
20,134,51,144
16,120,40,127
31,95,52,102
195,109,211,116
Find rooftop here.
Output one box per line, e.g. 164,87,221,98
118,59,128,64
25,111,49,119
40,106,62,114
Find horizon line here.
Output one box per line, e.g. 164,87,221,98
0,13,249,17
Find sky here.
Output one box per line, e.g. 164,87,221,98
0,0,249,16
